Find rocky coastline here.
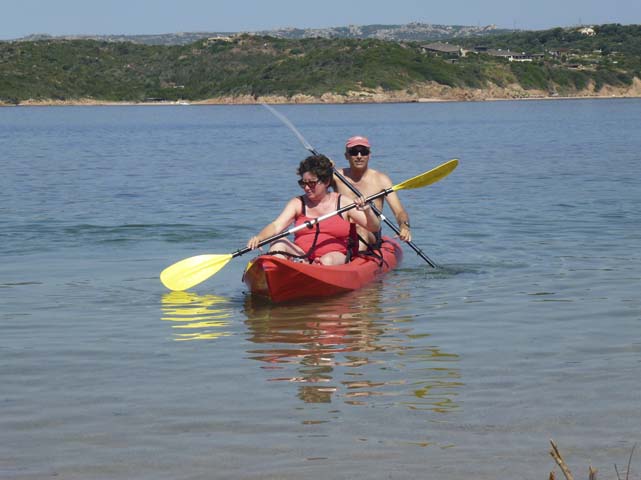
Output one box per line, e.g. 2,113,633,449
3,78,641,107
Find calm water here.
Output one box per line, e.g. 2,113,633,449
1,100,640,480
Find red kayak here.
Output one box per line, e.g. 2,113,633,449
242,237,403,303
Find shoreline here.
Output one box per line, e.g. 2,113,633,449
3,94,641,108
3,79,641,107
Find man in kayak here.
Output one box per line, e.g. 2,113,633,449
332,136,412,249
247,155,380,265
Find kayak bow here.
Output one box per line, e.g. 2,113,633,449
242,237,403,303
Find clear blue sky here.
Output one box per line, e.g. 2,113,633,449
3,0,641,39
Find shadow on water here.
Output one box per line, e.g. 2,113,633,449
398,260,528,278
397,264,476,277
241,283,464,410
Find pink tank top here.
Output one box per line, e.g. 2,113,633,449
294,195,351,260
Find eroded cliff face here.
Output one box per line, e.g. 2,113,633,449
194,77,641,104
5,78,641,107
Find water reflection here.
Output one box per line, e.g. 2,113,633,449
242,284,463,410
160,291,234,341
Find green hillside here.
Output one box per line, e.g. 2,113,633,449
1,24,639,104
457,23,641,56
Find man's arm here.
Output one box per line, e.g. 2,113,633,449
385,191,412,242
378,172,412,242
330,168,350,194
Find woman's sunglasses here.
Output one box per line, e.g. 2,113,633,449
348,146,370,156
298,179,320,189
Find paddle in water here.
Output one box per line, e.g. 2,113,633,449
160,159,458,291
261,103,449,268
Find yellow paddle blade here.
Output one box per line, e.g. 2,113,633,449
160,253,233,291
393,159,458,192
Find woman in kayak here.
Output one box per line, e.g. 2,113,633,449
247,154,380,265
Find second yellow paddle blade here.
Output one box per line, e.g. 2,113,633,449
160,253,233,291
394,158,459,191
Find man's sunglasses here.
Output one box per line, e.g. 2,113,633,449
348,147,370,156
298,179,320,189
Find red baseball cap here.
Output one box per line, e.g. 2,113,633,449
345,136,371,149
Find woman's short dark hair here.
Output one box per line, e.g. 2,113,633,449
297,154,332,183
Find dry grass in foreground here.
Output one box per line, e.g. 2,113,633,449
549,440,637,480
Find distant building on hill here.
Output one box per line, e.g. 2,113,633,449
578,26,596,36
206,35,234,43
421,42,471,57
422,43,541,62
485,49,542,62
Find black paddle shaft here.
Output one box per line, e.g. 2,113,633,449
331,167,437,268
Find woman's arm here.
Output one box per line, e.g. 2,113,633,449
247,198,299,249
347,196,380,233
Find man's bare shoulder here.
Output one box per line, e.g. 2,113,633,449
366,168,394,188
336,167,393,192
